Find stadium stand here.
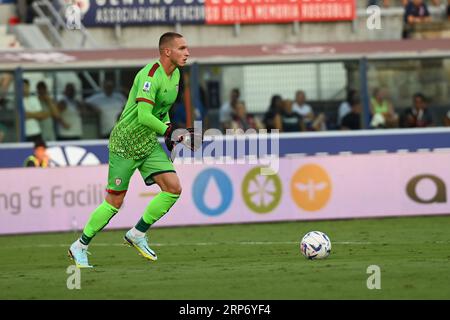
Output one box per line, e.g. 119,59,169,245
10,23,53,49
0,24,21,50
1,0,448,49
0,0,449,142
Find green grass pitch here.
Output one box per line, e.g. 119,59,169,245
1,215,450,299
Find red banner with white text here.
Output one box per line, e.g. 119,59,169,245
204,0,356,24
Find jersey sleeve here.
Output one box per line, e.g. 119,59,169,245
135,69,160,106
162,112,170,124
137,102,168,135
133,68,168,135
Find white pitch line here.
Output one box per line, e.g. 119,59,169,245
0,241,378,249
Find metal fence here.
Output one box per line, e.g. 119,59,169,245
0,54,449,143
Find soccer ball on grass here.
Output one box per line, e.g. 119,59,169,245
300,231,331,260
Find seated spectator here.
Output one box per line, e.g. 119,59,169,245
370,88,399,128
292,90,314,128
0,123,6,142
368,0,391,7
338,89,358,127
220,88,240,131
447,0,450,20
444,110,450,126
171,100,187,130
17,0,37,23
57,83,83,141
171,96,206,130
400,92,433,127
263,95,283,131
36,81,61,142
292,91,327,131
403,0,431,38
230,101,264,132
85,80,126,139
0,73,13,109
23,139,50,168
402,0,440,6
341,98,362,130
310,113,328,131
23,79,49,143
280,99,303,132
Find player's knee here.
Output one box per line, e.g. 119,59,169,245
106,193,125,209
166,184,182,195
110,198,124,209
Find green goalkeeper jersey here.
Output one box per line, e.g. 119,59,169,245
109,60,180,159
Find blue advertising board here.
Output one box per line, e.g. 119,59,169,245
1,129,450,168
80,0,205,26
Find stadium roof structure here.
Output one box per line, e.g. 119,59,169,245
0,39,450,70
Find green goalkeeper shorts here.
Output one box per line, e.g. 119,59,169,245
106,143,175,193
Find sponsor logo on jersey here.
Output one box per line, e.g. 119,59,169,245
143,81,151,92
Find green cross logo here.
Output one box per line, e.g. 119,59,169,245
242,167,282,214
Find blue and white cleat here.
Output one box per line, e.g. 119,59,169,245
68,242,93,268
124,230,158,261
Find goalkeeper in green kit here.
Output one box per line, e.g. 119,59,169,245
69,32,195,268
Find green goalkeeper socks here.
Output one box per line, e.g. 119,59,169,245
135,191,180,233
79,192,179,244
80,200,119,245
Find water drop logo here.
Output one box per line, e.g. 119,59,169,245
192,169,233,217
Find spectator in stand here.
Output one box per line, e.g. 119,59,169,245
17,0,36,23
338,89,358,127
263,94,283,131
292,90,314,128
85,80,126,139
402,0,440,6
368,0,391,7
280,99,303,132
341,98,362,130
310,113,328,131
57,83,83,141
23,79,49,143
230,101,264,133
444,110,450,126
0,123,6,142
36,81,61,142
219,88,240,131
447,0,450,20
0,73,13,109
370,87,399,128
402,0,431,38
401,93,434,127
292,90,327,131
23,139,50,168
171,96,206,130
171,98,187,130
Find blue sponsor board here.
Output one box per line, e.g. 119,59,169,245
0,142,109,168
0,0,15,4
81,0,205,26
1,129,450,168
